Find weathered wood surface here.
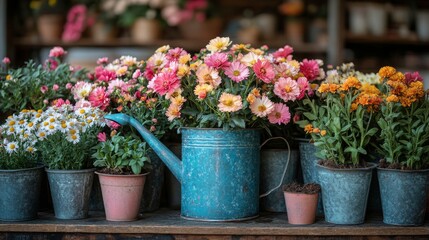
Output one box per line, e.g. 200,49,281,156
0,209,428,238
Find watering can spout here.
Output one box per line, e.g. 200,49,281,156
104,113,182,183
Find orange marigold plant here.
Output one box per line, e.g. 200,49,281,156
376,67,429,170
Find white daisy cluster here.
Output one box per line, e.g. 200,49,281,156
1,109,40,154
1,104,106,155
36,104,106,145
325,62,381,85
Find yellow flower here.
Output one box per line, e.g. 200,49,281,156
378,66,396,78
194,84,213,100
166,103,182,121
5,75,11,80
206,37,232,53
218,93,243,112
155,45,170,53
320,130,327,136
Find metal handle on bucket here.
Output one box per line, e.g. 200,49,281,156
259,137,291,198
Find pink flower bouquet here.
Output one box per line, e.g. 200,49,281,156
144,37,325,130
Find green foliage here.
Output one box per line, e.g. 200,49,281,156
376,98,429,170
297,88,378,167
0,60,88,113
92,134,150,175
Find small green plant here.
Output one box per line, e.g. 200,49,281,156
92,133,150,175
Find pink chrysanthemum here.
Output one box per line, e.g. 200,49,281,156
96,57,108,65
272,45,294,61
218,93,242,112
296,77,310,100
166,47,187,62
88,86,110,111
49,47,67,58
253,59,275,83
300,59,320,81
107,79,132,95
95,66,116,83
405,71,423,84
274,77,300,102
224,61,249,83
250,95,274,117
268,103,291,125
2,57,10,64
74,99,91,110
148,69,181,96
204,52,230,69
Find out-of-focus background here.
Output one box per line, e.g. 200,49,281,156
3,0,429,87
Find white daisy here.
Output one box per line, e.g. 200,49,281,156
250,95,275,118
5,142,18,154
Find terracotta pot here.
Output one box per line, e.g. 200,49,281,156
37,14,64,43
89,21,118,43
179,18,223,41
284,191,319,225
131,18,162,43
96,171,149,221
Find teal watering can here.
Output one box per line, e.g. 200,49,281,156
105,113,261,221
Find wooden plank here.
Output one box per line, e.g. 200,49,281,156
0,210,428,236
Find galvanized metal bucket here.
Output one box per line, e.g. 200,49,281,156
260,137,298,212
378,167,429,226
46,168,94,220
180,128,260,221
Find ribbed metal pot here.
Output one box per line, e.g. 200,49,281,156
298,139,323,216
378,167,429,226
0,165,44,221
180,128,260,221
46,168,94,220
317,162,376,224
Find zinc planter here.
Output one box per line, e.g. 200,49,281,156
46,168,95,220
0,165,44,221
260,148,298,212
297,139,323,216
377,167,429,226
317,162,376,225
96,171,149,221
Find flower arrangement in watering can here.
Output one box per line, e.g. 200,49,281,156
104,36,325,221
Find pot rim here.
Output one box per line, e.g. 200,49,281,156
376,167,429,173
180,127,261,131
0,164,44,173
95,171,150,177
45,168,96,173
316,162,377,171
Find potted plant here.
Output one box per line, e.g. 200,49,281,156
0,110,44,221
31,0,69,42
92,132,151,221
162,0,223,41
104,37,325,221
375,67,429,226
35,103,105,220
297,65,381,224
283,182,320,225
71,55,170,212
0,47,88,114
118,0,165,43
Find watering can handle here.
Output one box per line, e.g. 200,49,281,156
259,137,291,198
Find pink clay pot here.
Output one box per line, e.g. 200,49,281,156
96,172,149,221
284,191,319,225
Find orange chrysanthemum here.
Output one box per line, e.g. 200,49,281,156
320,130,327,136
386,94,399,103
304,124,313,134
378,66,396,78
389,71,405,83
341,76,361,91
